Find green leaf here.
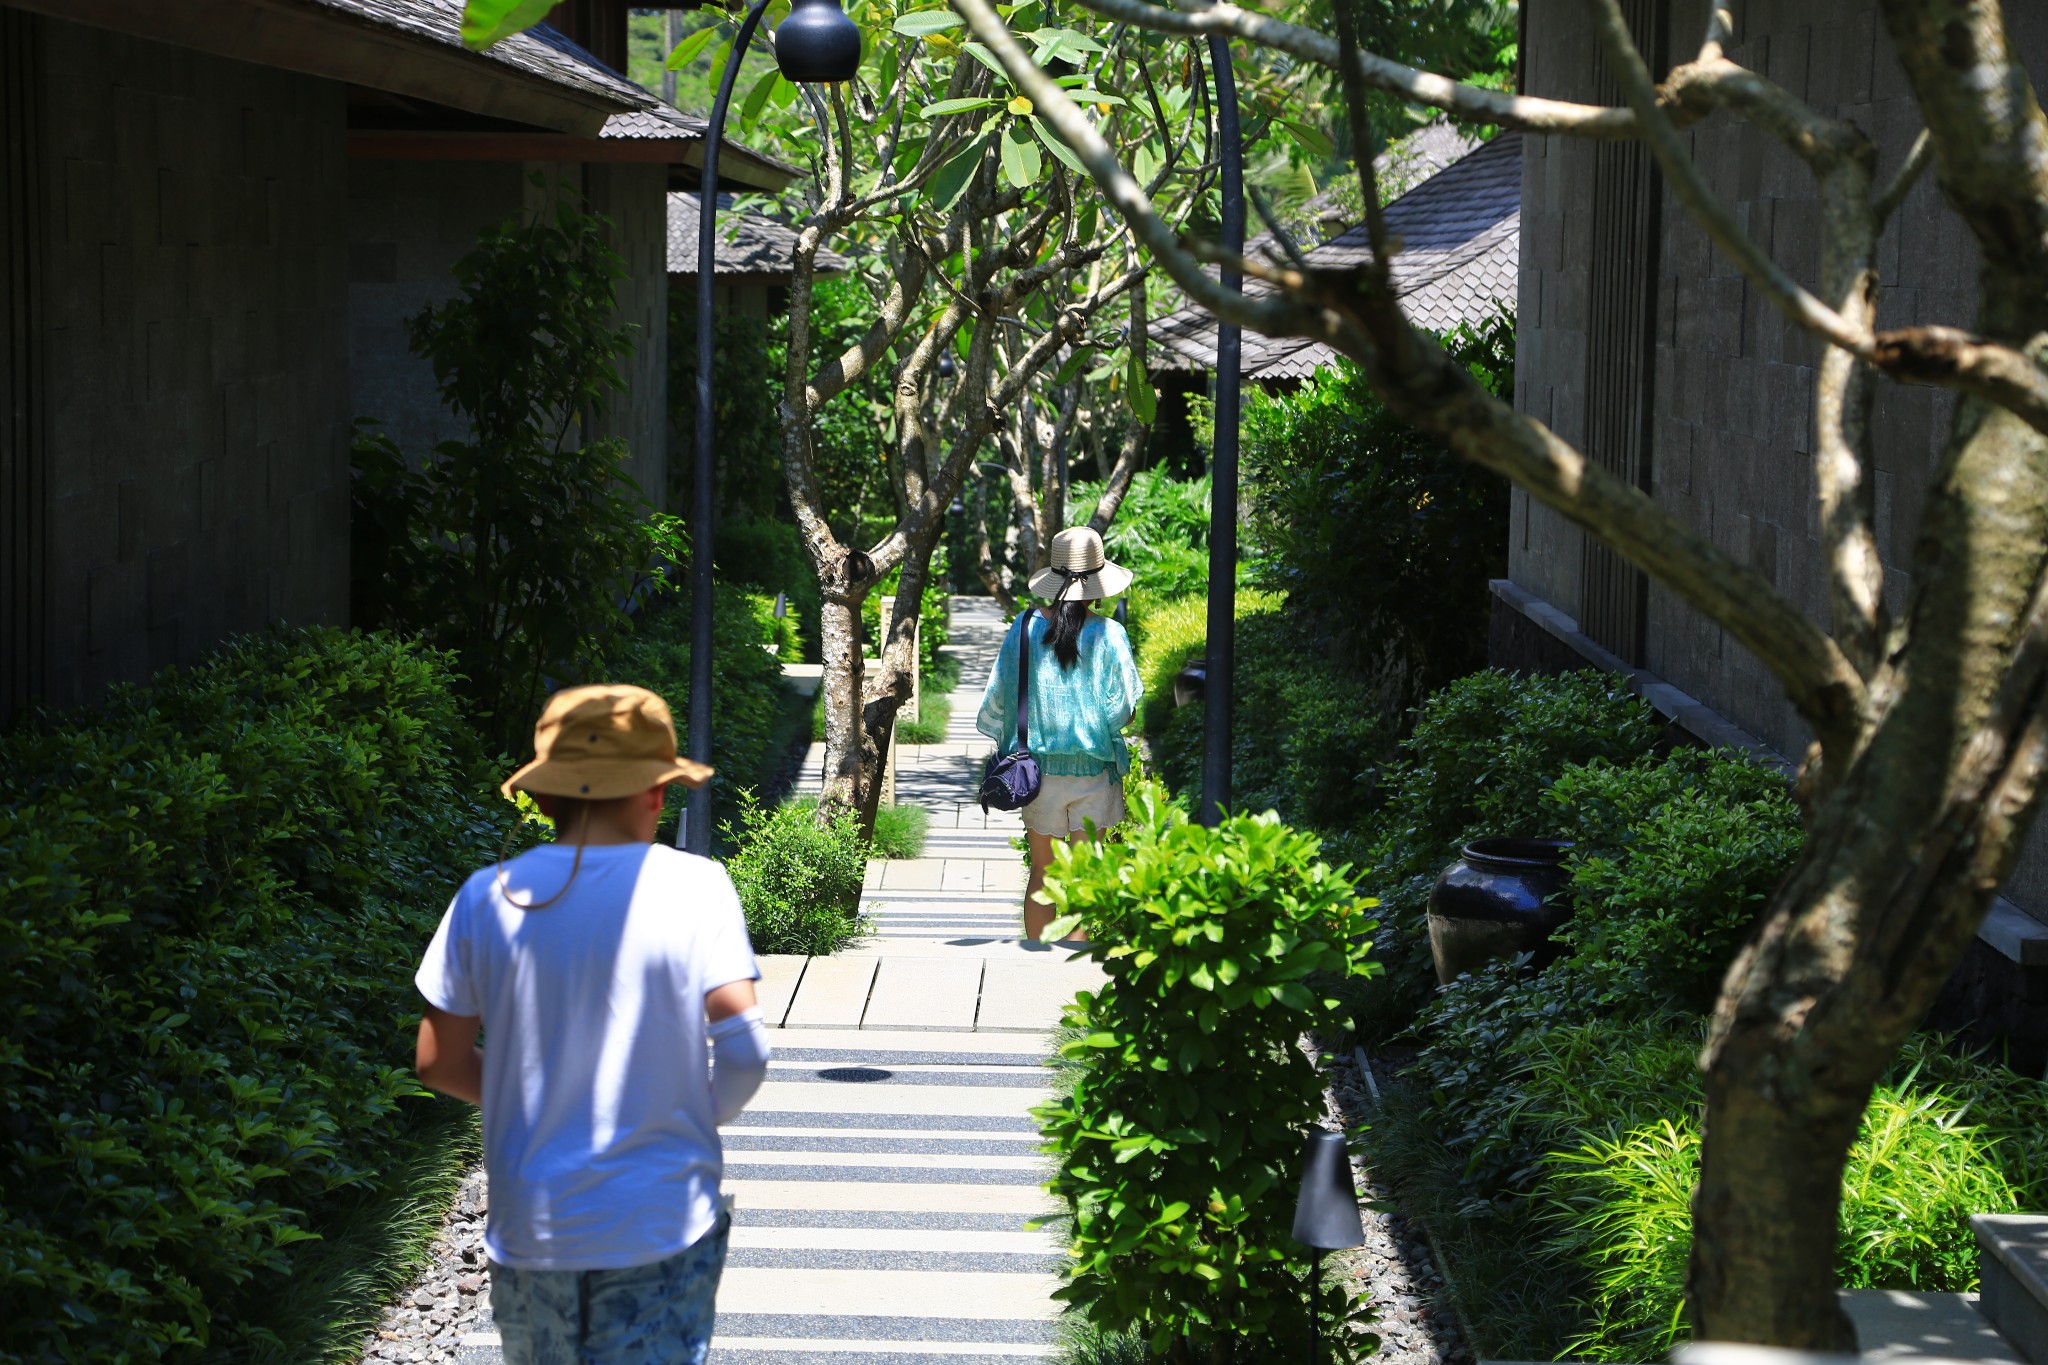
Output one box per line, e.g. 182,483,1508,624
962,41,1010,77
707,39,735,91
460,0,556,49
741,66,779,124
665,25,720,69
1125,347,1156,423
921,96,1001,118
1001,122,1043,189
893,9,965,34
1281,117,1335,159
925,138,986,213
1132,143,1163,187
1029,117,1088,176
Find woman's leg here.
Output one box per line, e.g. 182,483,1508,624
1024,830,1094,942
1024,832,1059,941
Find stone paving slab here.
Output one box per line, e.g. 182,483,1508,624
783,956,878,1030
757,955,809,1027
862,957,984,1032
977,961,1099,1032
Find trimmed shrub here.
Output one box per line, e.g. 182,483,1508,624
721,794,870,955
1547,749,1801,1013
1152,608,1393,835
870,803,930,860
717,517,822,663
1244,315,1512,715
1129,590,1283,741
0,629,524,1364
1037,785,1381,1361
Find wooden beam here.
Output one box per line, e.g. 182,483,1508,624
8,0,641,136
350,130,801,192
350,131,686,162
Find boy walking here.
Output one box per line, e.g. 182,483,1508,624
413,684,771,1365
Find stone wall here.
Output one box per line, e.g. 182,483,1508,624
1510,0,2048,906
347,158,669,512
33,12,352,707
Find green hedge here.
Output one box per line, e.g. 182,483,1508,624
1337,667,2048,1360
0,629,524,1364
1150,604,1392,837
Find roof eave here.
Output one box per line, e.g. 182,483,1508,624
20,0,648,136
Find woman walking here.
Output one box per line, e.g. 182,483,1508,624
976,527,1143,941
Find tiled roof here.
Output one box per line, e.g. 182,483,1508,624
1150,132,1520,379
605,104,806,185
668,193,852,277
310,0,655,109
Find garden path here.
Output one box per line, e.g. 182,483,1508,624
454,597,1099,1364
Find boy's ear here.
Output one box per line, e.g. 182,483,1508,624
531,791,560,820
645,783,670,812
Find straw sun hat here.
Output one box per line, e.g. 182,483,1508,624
1029,527,1134,603
500,684,713,801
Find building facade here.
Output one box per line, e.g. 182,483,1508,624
1,0,791,724
1502,0,2048,1049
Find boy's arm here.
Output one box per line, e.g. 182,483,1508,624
705,978,769,1125
416,1005,484,1105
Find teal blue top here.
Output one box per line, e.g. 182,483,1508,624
976,611,1143,777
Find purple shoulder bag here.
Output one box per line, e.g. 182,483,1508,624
978,609,1043,814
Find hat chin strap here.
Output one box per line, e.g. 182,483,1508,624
1048,564,1092,600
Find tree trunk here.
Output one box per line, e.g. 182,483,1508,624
853,521,948,831
816,591,869,817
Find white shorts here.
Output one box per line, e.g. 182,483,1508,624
1023,768,1127,837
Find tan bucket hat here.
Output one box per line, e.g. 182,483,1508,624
500,684,713,800
1029,527,1134,602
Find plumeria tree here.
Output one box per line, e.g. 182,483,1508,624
940,0,2048,1348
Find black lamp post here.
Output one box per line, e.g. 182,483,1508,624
683,0,862,854
1293,1129,1368,1364
1198,34,1244,828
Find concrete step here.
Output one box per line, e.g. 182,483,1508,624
1976,1214,2048,1362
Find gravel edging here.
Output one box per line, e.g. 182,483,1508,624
1309,1038,1476,1365
357,1168,492,1364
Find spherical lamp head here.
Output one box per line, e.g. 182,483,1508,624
774,0,862,83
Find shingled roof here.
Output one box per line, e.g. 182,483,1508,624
668,194,852,278
1151,132,1519,382
313,0,654,110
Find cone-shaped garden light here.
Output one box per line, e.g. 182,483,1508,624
683,0,860,852
1293,1130,1367,1364
775,0,864,81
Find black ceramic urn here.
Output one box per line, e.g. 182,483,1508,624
1426,837,1575,984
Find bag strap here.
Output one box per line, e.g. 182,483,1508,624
1015,608,1035,751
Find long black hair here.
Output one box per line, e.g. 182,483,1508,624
1042,599,1094,668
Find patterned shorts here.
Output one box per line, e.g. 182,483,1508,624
489,1214,730,1365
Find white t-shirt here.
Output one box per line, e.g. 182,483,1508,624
415,842,759,1272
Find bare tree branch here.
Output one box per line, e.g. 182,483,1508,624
1087,272,1149,533
1875,129,1934,224
1069,0,1639,136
